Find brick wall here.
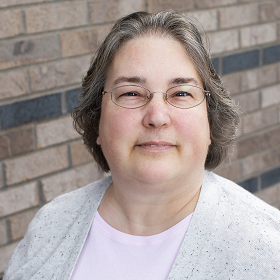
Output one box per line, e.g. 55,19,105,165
0,0,280,277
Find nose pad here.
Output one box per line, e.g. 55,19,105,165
163,93,168,104
148,92,168,104
148,94,153,101
143,92,171,128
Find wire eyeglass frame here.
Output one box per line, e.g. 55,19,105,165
102,84,210,109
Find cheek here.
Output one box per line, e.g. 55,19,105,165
98,109,138,148
98,110,140,170
177,110,211,149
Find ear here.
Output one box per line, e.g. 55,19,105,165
96,136,101,145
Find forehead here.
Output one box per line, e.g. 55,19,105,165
114,34,189,66
105,34,202,88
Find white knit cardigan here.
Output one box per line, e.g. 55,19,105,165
4,171,280,280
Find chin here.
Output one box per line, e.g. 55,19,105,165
132,164,179,185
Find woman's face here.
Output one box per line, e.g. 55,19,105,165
97,35,211,185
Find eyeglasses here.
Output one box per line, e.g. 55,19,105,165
102,84,210,109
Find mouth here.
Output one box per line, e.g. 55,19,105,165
146,144,168,147
136,141,176,150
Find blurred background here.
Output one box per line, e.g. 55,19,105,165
0,0,280,277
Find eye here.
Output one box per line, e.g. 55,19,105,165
120,91,140,97
171,91,193,97
116,90,146,100
176,91,190,96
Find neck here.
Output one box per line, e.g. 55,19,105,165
98,170,204,236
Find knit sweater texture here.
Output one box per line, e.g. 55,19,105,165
4,171,280,279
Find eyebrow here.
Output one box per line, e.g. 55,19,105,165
169,77,198,86
112,76,199,86
113,76,146,86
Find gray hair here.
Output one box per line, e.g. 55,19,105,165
72,11,240,172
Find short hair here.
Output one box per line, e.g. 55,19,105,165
72,11,240,172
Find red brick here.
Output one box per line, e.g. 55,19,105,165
236,135,259,158
0,164,3,189
190,10,218,32
90,0,145,24
25,2,88,33
242,148,280,177
262,84,280,108
261,148,280,169
0,127,34,160
261,127,280,149
234,91,260,113
208,29,239,55
243,107,278,134
0,35,60,70
0,135,9,160
42,163,102,202
273,200,280,210
0,10,22,39
36,116,79,148
10,208,38,240
5,145,68,185
148,0,194,13
240,66,278,92
261,2,280,22
255,182,280,206
0,182,39,217
0,0,53,8
29,55,90,91
0,242,19,274
0,219,7,246
214,161,241,181
9,127,34,156
260,64,278,87
60,26,111,57
0,69,29,101
219,4,259,29
71,140,93,166
196,0,237,8
241,153,261,177
240,69,260,92
221,72,241,95
239,0,261,2
240,23,277,48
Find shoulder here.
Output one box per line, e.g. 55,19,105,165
208,171,280,221
196,171,280,275
27,176,113,236
4,176,112,279
206,171,280,255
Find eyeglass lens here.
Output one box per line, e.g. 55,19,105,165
111,85,206,109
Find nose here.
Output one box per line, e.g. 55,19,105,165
142,92,171,129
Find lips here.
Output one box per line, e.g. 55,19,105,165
147,144,167,147
136,141,176,148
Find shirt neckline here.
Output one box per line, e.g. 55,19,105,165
94,211,193,245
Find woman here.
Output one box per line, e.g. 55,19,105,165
4,11,280,280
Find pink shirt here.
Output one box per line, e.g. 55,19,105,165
71,211,193,280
